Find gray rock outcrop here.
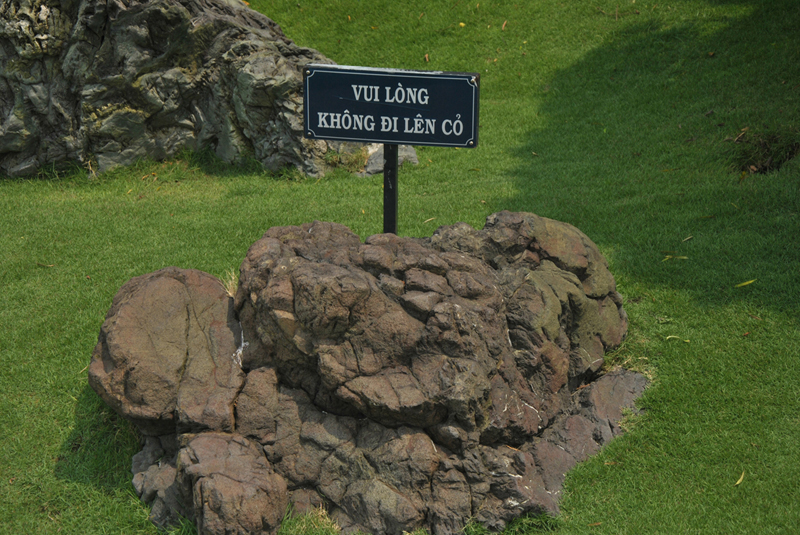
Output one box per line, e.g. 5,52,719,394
0,0,334,176
361,143,419,176
89,211,647,535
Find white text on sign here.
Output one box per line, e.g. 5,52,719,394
312,82,462,137
316,110,463,137
351,83,431,105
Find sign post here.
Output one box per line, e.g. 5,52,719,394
303,64,480,234
383,144,399,234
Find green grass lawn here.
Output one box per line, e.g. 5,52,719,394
1,0,799,533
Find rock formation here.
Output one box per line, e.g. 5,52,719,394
0,0,336,176
89,211,647,535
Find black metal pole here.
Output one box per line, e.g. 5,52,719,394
383,144,399,235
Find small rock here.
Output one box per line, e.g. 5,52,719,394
361,144,419,176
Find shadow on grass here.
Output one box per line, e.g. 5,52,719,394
503,0,800,313
0,147,297,184
53,384,141,492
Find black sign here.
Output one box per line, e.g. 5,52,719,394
303,64,479,148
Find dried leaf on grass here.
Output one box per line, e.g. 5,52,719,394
666,336,690,343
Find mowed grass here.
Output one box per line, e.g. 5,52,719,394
1,0,799,533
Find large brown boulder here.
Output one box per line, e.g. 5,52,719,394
88,267,245,436
0,0,333,176
89,211,647,535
